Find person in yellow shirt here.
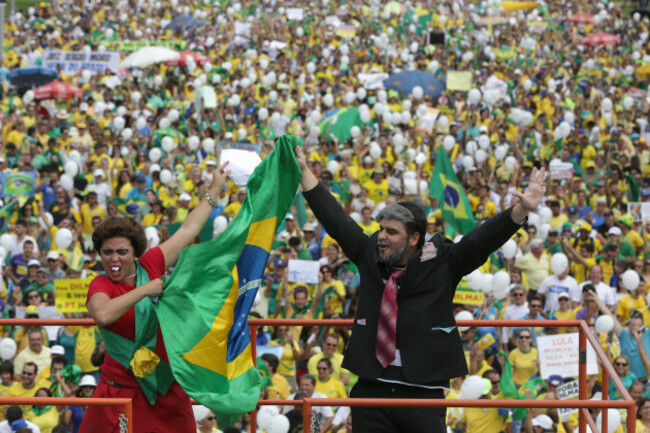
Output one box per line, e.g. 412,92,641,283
460,378,510,433
141,200,164,227
314,358,347,399
79,191,106,237
223,188,246,218
362,167,389,204
7,362,46,415
357,206,380,235
616,280,646,323
26,387,60,433
547,200,569,229
307,334,350,385
619,214,644,257
561,237,596,284
260,353,291,400
268,325,301,391
509,329,539,386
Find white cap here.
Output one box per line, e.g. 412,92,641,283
93,168,104,177
205,159,217,166
28,259,41,267
608,226,622,236
179,193,192,202
47,251,60,260
79,375,97,387
532,415,554,430
51,345,65,356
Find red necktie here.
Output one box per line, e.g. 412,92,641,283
376,268,405,368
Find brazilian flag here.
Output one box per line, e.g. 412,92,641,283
429,147,476,235
154,135,302,415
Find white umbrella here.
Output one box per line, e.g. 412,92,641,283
121,47,180,68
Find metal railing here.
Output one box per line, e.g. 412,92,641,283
248,318,636,433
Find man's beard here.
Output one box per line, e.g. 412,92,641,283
377,239,408,265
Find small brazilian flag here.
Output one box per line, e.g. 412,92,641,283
429,147,476,235
155,135,302,415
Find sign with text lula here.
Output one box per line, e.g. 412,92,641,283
537,333,598,379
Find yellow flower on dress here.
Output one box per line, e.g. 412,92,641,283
130,346,160,378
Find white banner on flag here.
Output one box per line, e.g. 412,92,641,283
41,50,120,73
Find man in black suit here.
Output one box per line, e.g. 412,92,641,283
294,146,546,432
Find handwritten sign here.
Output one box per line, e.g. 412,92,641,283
549,162,574,180
287,260,320,284
219,148,262,186
54,278,93,313
453,289,484,306
557,380,579,421
627,202,650,222
42,50,120,74
537,333,598,379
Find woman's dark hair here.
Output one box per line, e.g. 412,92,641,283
0,360,14,376
637,397,650,419
36,387,52,397
92,216,147,257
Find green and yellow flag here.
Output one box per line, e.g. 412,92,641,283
429,147,476,234
155,135,302,415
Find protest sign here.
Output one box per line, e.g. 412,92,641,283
218,141,261,154
234,22,252,36
286,8,304,21
549,162,574,180
336,26,357,38
453,289,484,306
537,333,598,379
556,380,579,422
446,71,473,91
627,202,650,222
42,50,120,73
54,278,93,313
104,40,187,52
417,106,439,133
219,148,262,185
288,259,320,284
1,172,35,198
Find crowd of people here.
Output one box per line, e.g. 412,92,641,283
0,0,648,431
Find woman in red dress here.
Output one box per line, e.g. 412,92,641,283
79,162,230,433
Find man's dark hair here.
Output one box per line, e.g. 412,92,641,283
24,362,38,375
288,236,301,247
0,360,13,376
301,374,316,386
294,286,308,298
605,244,618,253
261,354,279,374
482,369,499,379
6,406,23,423
318,357,333,369
377,201,427,248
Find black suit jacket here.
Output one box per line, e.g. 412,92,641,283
304,183,523,384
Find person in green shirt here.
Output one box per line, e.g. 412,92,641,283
603,226,636,262
25,268,54,300
544,229,563,254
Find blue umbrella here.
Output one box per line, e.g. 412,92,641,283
8,67,59,89
166,15,204,31
383,70,445,98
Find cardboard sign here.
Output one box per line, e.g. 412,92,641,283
287,259,320,284
219,148,261,186
446,71,473,92
54,278,93,313
537,333,598,379
557,380,579,421
549,162,574,180
42,50,120,74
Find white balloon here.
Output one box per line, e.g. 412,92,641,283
356,88,367,100
621,270,641,291
38,213,53,231
501,239,518,260
188,136,200,151
415,153,427,166
475,149,487,164
537,223,551,241
377,90,387,103
596,409,621,433
323,94,334,107
350,126,361,138
60,174,74,192
161,136,175,153
0,338,17,360
623,96,634,110
237,128,247,141
258,107,269,121
477,135,490,149
68,150,81,163
360,111,371,123
595,315,614,334
538,207,552,223
344,91,356,105
369,143,382,160
460,375,484,399
493,271,511,294
64,161,78,177
467,270,483,291
443,135,455,152
550,253,569,276
462,155,474,170
159,169,172,185
22,90,34,105
145,226,159,247
528,212,540,230
257,406,280,431
113,116,125,130
412,86,424,99
131,91,142,103
494,145,507,160
149,148,162,163
0,234,13,252
468,88,482,104
505,156,516,171
121,128,133,141
602,97,613,112
438,116,449,129
523,79,532,91
268,414,290,433
213,216,228,236
135,117,147,130
55,228,74,250
202,138,215,154
455,310,474,332
493,282,511,300
326,160,339,174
